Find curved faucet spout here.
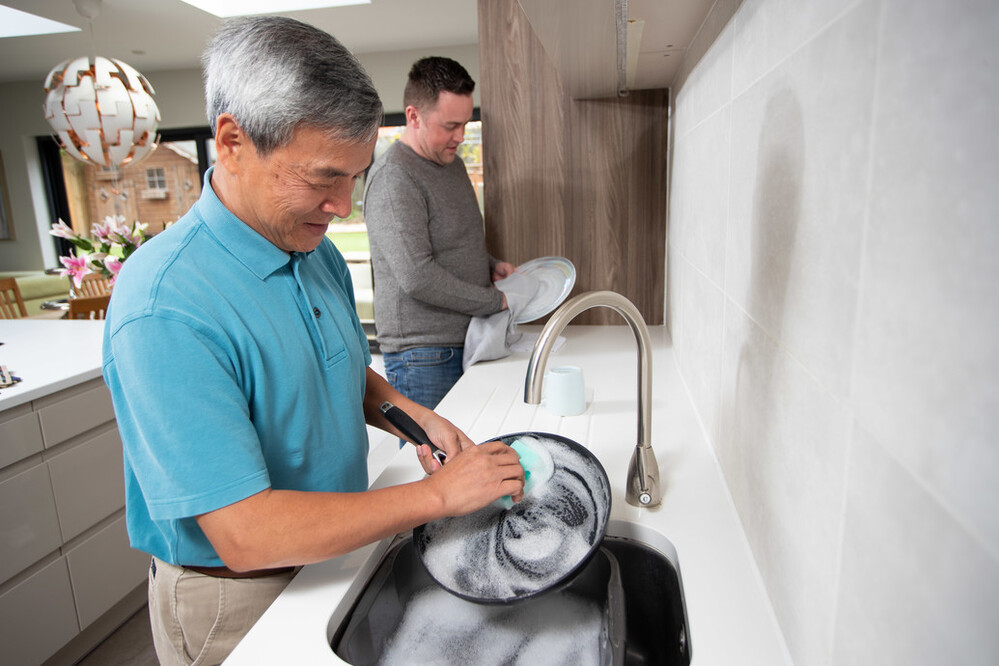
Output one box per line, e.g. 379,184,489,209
524,290,662,507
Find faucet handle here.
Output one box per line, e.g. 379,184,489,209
627,444,662,507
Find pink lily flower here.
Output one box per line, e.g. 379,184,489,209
90,220,113,244
130,221,149,246
103,256,123,282
87,252,108,272
58,254,90,288
49,219,77,240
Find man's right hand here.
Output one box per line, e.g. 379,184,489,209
422,440,524,515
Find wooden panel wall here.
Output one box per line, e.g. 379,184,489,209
478,0,667,325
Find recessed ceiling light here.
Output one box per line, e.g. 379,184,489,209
0,4,80,39
177,0,370,18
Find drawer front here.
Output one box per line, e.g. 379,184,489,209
0,464,61,584
37,383,115,448
66,515,149,629
0,557,79,665
0,410,44,469
48,428,126,541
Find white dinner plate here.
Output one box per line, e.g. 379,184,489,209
513,256,576,323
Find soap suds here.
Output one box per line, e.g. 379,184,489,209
418,435,610,601
376,586,605,666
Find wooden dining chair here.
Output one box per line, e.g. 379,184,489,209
76,273,113,297
67,293,111,320
0,277,28,319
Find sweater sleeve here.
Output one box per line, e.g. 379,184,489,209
364,162,504,317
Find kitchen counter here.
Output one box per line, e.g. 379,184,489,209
0,319,106,412
227,325,791,665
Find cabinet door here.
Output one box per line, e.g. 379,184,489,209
36,382,115,448
0,464,61,584
0,408,44,469
0,557,79,665
48,428,126,541
66,516,149,629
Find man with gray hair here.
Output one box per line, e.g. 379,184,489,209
103,17,523,665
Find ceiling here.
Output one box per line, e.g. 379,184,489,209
0,1,718,91
0,0,480,84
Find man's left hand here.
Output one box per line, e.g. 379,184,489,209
491,261,516,282
415,412,476,475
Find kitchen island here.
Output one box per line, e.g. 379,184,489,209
227,325,792,665
0,320,149,665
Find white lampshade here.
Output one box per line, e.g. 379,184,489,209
43,56,160,167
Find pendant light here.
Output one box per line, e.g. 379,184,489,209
41,0,160,168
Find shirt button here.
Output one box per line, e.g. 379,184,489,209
313,307,321,319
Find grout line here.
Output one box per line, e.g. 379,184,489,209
821,0,887,656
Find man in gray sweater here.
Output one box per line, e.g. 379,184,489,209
364,57,514,408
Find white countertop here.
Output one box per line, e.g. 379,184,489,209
0,320,106,411
227,325,791,665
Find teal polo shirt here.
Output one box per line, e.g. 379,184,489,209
103,170,371,566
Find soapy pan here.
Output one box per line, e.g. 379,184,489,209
379,403,612,604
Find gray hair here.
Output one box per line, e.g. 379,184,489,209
202,16,383,154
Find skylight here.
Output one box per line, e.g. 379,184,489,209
177,0,370,17
0,4,80,39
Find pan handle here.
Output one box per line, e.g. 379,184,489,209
379,402,447,466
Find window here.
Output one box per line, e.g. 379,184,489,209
37,126,215,249
145,168,167,190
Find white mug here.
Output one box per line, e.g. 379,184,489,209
543,365,586,416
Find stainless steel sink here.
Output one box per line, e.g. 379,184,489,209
329,520,691,665
602,524,691,665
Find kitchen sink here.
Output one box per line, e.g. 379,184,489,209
328,519,691,665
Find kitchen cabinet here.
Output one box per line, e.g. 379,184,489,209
66,516,148,629
478,0,717,326
516,0,714,96
36,381,116,449
0,558,79,666
0,407,44,468
0,327,148,666
48,427,126,542
0,462,63,585
518,0,622,99
479,0,668,326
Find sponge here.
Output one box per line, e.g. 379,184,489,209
496,437,556,509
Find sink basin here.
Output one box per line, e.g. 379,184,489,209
328,519,691,665
602,522,691,665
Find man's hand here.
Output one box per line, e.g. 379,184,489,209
362,367,523,511
491,261,516,282
414,411,476,474
422,439,525,514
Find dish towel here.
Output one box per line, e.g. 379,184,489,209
463,271,543,371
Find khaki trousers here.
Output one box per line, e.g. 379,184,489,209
147,557,297,666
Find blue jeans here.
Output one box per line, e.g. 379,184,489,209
382,346,464,410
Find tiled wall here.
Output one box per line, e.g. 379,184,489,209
667,0,998,664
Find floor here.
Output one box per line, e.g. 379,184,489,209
77,606,158,665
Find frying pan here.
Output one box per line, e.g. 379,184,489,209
380,403,612,604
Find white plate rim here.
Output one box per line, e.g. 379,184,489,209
512,256,576,323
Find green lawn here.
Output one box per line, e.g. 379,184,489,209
326,230,370,254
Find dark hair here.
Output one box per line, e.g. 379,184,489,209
203,16,383,154
403,57,475,112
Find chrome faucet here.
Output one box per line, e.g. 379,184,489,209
524,290,662,507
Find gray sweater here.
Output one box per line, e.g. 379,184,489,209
363,141,504,353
